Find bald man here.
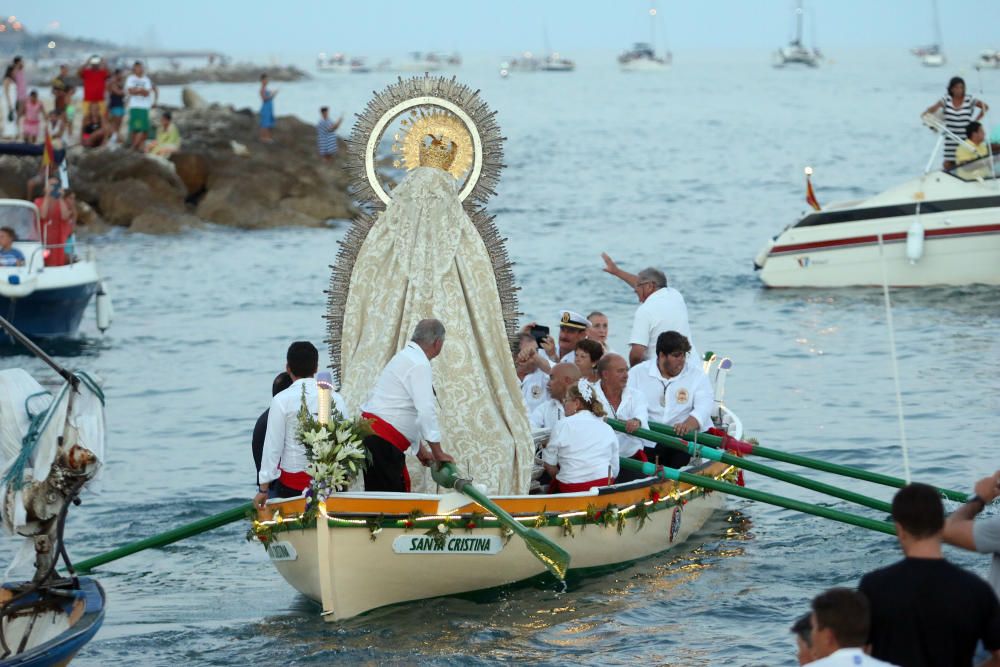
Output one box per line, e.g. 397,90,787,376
529,362,581,430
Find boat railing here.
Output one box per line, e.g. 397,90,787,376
921,112,999,187
22,240,82,273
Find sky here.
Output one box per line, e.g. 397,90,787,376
7,1,1000,60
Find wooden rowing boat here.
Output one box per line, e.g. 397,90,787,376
253,411,743,621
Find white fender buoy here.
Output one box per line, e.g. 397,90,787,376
96,283,113,333
906,221,925,264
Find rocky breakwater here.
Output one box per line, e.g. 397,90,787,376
0,89,356,234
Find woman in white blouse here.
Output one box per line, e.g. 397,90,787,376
542,380,620,493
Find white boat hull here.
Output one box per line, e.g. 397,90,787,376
757,175,1000,287
258,461,736,621
620,58,669,72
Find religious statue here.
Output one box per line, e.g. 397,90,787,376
328,76,534,495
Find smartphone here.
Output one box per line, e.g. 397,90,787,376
529,324,550,347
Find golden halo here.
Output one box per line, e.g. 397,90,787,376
391,108,474,180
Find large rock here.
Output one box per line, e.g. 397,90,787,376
181,87,207,109
130,208,202,235
170,152,209,195
98,179,184,227
2,100,359,234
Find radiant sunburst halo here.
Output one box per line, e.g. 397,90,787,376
392,108,474,180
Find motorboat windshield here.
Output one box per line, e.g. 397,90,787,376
948,153,1000,182
0,201,40,242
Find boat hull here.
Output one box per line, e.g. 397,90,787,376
258,462,734,621
0,282,97,338
0,578,105,667
758,211,1000,287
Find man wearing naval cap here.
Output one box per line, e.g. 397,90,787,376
555,311,590,364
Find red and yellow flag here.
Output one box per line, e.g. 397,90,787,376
41,125,56,169
805,172,821,211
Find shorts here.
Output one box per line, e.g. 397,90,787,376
128,108,150,135
109,105,125,118
82,100,106,118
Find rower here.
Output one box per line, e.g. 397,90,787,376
359,319,455,492
626,331,712,469
255,342,347,508
594,353,650,483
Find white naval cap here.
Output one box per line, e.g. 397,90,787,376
558,310,591,331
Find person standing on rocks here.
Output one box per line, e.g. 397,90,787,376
258,74,277,143
125,61,157,151
78,55,109,129
106,69,126,144
316,106,342,161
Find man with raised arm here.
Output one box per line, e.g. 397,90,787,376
626,331,712,469
360,319,455,492
255,342,347,508
601,253,698,367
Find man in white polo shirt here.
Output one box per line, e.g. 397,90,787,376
601,253,698,367
626,331,712,469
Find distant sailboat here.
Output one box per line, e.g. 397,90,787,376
619,2,671,72
773,0,821,68
914,0,946,67
539,27,575,72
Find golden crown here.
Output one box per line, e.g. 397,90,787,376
418,134,458,171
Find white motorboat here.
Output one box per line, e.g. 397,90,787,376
619,3,671,72
538,53,575,72
975,49,1000,70
619,43,671,72
754,117,1000,287
395,52,460,72
773,0,820,68
316,53,370,74
0,199,112,338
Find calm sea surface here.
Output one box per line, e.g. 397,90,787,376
2,49,1000,666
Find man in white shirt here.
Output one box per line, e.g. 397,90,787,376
594,353,649,482
554,310,591,363
807,588,897,666
359,319,454,492
255,342,347,508
626,331,712,469
125,60,157,150
601,253,698,367
529,362,580,430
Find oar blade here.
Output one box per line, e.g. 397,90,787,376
523,528,570,580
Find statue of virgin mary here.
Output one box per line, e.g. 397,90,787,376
328,77,534,496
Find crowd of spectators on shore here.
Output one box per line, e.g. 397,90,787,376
1,54,179,157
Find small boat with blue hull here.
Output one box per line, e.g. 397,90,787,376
0,578,105,667
0,200,111,339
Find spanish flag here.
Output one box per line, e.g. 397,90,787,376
41,125,56,169
805,171,821,211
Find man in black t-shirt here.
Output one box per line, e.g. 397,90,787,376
859,483,1000,667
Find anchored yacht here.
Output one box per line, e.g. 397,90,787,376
754,117,1000,287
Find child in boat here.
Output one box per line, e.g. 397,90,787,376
542,379,619,493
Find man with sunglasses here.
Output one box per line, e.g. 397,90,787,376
626,331,712,468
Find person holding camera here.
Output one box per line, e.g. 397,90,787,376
34,177,72,266
943,470,1000,601
515,333,550,413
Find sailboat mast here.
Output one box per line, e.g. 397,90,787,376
931,0,942,48
650,2,657,50
796,0,804,45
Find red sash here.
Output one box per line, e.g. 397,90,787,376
631,450,648,462
552,477,609,494
361,412,411,452
279,469,312,491
361,411,411,492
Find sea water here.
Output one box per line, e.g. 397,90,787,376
1,49,999,666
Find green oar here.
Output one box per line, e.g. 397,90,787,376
74,502,253,573
619,458,895,536
647,421,967,503
431,462,570,580
610,419,892,513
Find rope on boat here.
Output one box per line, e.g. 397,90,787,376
876,232,911,483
